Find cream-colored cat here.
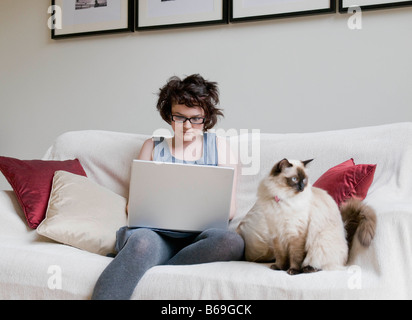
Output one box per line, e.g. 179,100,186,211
237,159,376,275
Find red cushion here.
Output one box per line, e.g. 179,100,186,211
313,158,376,206
0,156,87,229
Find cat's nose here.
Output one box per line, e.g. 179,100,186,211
298,182,305,191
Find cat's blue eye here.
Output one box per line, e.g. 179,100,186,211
291,177,298,183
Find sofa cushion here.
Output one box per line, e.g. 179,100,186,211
37,170,127,256
0,156,87,229
313,158,377,206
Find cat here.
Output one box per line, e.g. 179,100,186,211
236,158,377,275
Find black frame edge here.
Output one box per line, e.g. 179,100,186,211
230,0,336,23
136,0,229,31
51,0,135,40
338,0,412,13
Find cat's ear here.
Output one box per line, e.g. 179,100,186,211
302,159,314,167
271,158,293,176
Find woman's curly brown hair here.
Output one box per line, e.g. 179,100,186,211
156,74,224,131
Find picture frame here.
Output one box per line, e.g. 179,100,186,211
339,0,412,12
136,0,228,31
230,0,336,23
51,0,135,39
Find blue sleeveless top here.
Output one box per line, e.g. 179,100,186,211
153,132,218,166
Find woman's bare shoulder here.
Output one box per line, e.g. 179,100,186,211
138,138,155,160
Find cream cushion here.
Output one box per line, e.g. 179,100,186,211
37,170,127,256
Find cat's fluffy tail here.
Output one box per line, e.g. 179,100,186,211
339,198,377,248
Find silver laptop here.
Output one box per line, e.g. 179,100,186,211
127,160,234,233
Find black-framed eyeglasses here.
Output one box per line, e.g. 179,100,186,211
171,115,206,125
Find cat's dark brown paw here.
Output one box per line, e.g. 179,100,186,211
302,266,321,273
270,264,281,271
287,268,301,275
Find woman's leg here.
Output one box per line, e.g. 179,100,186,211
92,228,177,300
166,228,244,265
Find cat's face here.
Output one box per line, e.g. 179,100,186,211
270,159,313,193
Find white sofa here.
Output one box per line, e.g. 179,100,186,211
1,122,411,300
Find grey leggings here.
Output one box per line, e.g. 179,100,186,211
91,228,244,300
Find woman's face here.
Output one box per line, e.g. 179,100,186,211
171,104,205,142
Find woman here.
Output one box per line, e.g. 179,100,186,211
92,74,244,300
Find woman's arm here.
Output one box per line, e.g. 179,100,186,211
138,138,155,161
216,136,238,220
128,138,154,213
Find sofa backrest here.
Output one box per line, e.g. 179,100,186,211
44,122,412,221
231,122,412,222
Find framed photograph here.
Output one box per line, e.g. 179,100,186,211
136,0,228,31
230,0,336,22
339,0,412,12
51,0,135,39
